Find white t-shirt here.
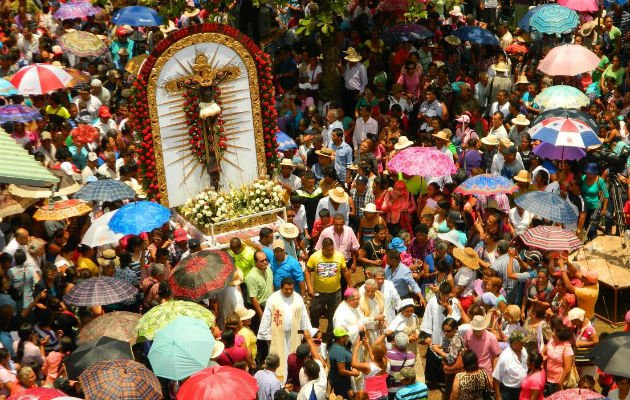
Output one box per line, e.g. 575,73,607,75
455,266,476,297
297,359,327,400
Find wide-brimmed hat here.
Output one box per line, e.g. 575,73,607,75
481,134,499,146
471,315,489,331
389,237,407,253
231,269,244,286
449,6,463,17
279,222,299,239
452,247,481,269
160,20,177,34
493,61,510,72
515,75,530,85
361,203,379,214
511,114,530,126
445,35,461,46
568,307,586,322
432,129,452,141
344,47,362,62
513,170,531,183
97,249,120,266
234,305,256,321
211,340,225,359
499,138,514,148
580,20,600,36
315,147,334,158
279,158,295,169
329,187,349,203
437,230,464,248
394,136,414,150
183,7,200,17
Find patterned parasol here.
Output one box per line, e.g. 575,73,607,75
75,179,136,202
514,191,578,224
0,104,42,123
64,277,138,307
454,174,518,196
529,4,579,35
60,31,108,58
518,225,582,252
54,1,100,20
386,146,457,177
136,300,216,340
33,199,92,221
533,85,590,110
529,117,601,148
77,311,141,345
168,250,236,301
545,388,605,400
79,360,162,400
6,387,69,400
0,190,37,218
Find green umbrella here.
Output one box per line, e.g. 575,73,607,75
135,300,215,340
148,316,216,380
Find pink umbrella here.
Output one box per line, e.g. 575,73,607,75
9,64,73,95
386,146,457,177
558,0,598,12
545,388,605,400
537,44,600,76
7,387,68,400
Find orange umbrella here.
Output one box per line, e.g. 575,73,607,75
33,199,92,221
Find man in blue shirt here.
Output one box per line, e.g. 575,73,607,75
330,128,353,184
385,249,425,306
269,239,305,294
396,367,429,400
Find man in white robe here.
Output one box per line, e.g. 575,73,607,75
258,277,312,383
332,288,368,344
371,267,401,324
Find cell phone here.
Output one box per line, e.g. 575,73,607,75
298,329,304,334
359,331,366,340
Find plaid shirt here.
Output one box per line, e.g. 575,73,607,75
350,187,375,218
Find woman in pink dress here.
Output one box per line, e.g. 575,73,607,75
519,351,545,400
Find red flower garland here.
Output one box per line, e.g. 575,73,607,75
130,23,280,200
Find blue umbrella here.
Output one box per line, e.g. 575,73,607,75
382,24,433,44
515,191,577,224
452,26,500,46
108,201,171,235
112,6,163,27
454,174,518,196
0,79,17,96
275,131,297,151
518,4,553,31
529,4,579,36
75,179,137,202
0,104,42,123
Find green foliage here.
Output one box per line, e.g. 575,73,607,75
404,0,427,23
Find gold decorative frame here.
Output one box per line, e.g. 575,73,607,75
146,33,266,207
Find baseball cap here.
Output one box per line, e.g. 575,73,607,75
173,228,188,243
98,105,112,118
356,175,369,185
87,152,98,162
272,239,285,250
333,326,349,337
41,131,52,141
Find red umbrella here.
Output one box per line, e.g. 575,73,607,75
7,387,68,400
9,64,73,95
70,124,99,146
518,226,582,252
546,388,605,400
168,250,236,301
176,366,258,400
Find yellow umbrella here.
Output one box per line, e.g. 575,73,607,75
125,54,148,75
60,31,108,58
33,199,92,221
8,169,81,199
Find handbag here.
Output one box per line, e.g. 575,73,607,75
482,370,495,400
564,361,579,389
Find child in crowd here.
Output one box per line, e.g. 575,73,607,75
310,208,332,244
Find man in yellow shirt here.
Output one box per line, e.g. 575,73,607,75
559,255,599,320
305,237,353,333
227,237,256,277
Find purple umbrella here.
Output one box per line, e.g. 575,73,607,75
54,0,100,20
533,141,586,161
0,104,42,123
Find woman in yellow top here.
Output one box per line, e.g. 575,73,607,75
76,245,99,277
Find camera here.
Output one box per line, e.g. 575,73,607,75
585,146,630,174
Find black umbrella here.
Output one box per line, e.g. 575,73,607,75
532,108,598,131
588,331,630,378
65,336,134,380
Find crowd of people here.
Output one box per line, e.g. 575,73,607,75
1,0,630,399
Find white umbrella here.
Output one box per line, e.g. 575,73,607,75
81,210,124,247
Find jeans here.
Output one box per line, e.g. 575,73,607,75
500,383,521,400
309,290,341,333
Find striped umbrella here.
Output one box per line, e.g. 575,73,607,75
529,117,601,148
64,277,137,307
529,4,579,35
515,191,578,224
0,104,41,123
75,179,136,202
0,78,17,96
454,174,518,196
60,31,108,58
518,226,582,252
9,64,73,95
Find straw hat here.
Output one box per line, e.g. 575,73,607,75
445,35,461,46
515,75,530,85
513,169,531,183
452,247,481,270
184,8,200,18
279,158,295,169
329,187,349,203
279,222,299,239
361,203,379,213
394,136,414,150
97,249,120,266
480,134,499,146
493,61,510,72
432,129,452,141
470,315,489,331
449,6,463,17
499,138,514,148
511,114,530,126
580,20,600,36
160,20,177,34
315,147,334,158
568,307,586,322
344,47,362,62
234,305,256,321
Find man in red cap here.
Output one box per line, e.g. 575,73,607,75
110,25,134,65
169,228,189,265
93,105,116,138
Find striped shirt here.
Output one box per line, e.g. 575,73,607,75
386,349,415,390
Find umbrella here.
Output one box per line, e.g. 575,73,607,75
382,24,433,45
529,117,601,148
0,104,41,123
81,210,124,247
537,45,600,76
75,179,136,202
532,142,586,161
65,336,134,380
533,108,597,131
54,0,99,20
533,85,590,110
518,4,553,31
557,0,598,12
452,26,500,46
518,225,582,252
60,31,108,58
9,64,73,95
9,169,81,199
514,191,578,224
168,250,236,301
588,331,630,378
78,311,141,345
64,277,137,307
107,201,171,236
386,146,458,177
0,190,37,218
125,53,148,75
6,387,68,400
33,199,92,221
176,366,258,400
545,388,605,400
0,78,17,96
275,131,297,152
64,68,91,87
454,174,518,196
71,124,99,146
112,6,164,26
148,316,215,380
529,4,579,35
377,0,408,13
136,300,216,340
79,359,162,400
